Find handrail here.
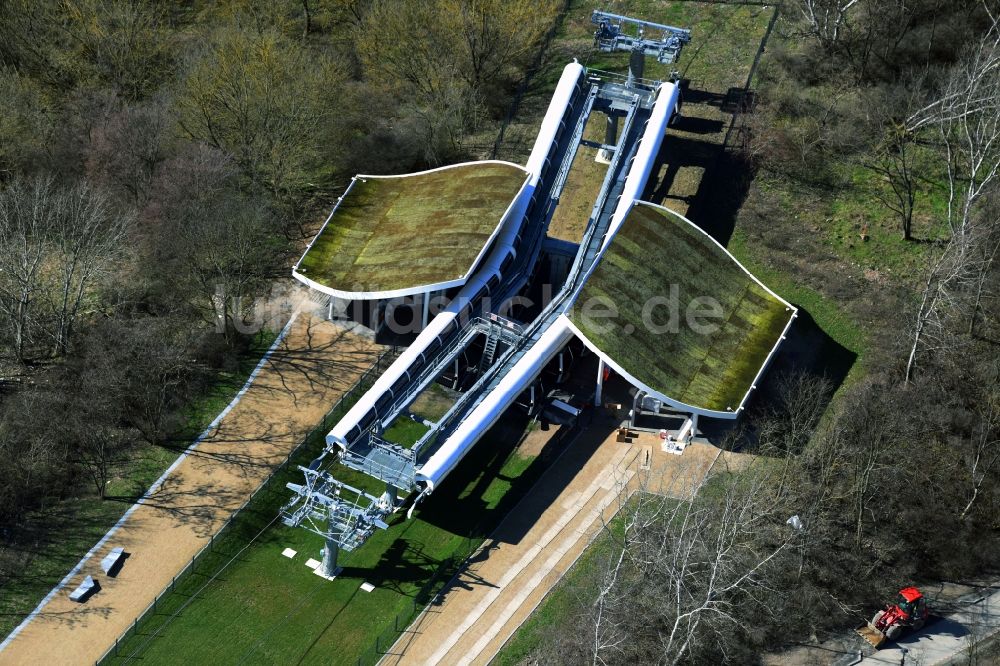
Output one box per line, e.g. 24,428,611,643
411,95,647,475
94,342,400,665
586,67,662,90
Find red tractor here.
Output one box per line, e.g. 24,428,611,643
856,587,930,648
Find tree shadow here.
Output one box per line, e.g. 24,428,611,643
670,115,727,135
105,477,248,537
685,149,754,246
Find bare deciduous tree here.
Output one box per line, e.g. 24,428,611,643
0,176,59,362
794,0,861,49
0,176,132,361
901,10,1000,381
578,467,798,665
904,221,999,383
959,386,1000,520
908,8,1000,239
87,97,168,204
46,181,133,356
865,122,918,240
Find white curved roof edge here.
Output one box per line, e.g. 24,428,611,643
291,268,467,301
562,316,740,420
566,202,799,420
629,201,799,311
631,202,799,415
355,158,528,180
292,168,533,300
526,61,585,178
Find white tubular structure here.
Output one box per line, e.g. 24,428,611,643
412,79,682,491
325,62,587,450
600,80,680,252
415,319,574,489
526,61,586,179
325,188,529,449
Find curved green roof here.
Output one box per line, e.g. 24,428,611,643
296,162,528,297
569,203,795,414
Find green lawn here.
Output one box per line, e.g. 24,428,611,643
102,409,549,666
408,382,458,422
0,329,279,640
297,163,528,294
727,229,867,366
571,203,794,413
382,415,430,449
754,161,951,286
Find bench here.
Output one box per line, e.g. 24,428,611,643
68,575,97,602
100,546,126,575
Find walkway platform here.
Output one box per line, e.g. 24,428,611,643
384,422,729,666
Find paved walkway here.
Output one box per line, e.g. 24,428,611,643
0,315,382,665
857,588,1000,666
385,424,724,666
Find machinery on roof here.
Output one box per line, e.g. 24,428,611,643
591,10,691,82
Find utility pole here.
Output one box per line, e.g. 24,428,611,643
281,462,391,580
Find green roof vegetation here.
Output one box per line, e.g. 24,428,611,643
297,163,526,294
382,415,430,449
408,382,459,422
570,203,793,413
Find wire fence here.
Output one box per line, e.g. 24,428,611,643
490,0,572,161
722,3,780,153
95,344,400,666
352,524,487,666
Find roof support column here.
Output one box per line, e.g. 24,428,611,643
595,357,606,406
422,289,430,330
678,413,698,445
598,114,618,163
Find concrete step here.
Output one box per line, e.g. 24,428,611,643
438,460,636,666
459,477,634,665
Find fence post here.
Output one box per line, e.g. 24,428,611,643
93,349,396,662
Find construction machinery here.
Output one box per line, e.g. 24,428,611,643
856,587,930,648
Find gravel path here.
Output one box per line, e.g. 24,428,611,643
0,315,382,666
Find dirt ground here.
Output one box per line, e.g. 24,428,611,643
0,314,382,666
385,414,745,666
